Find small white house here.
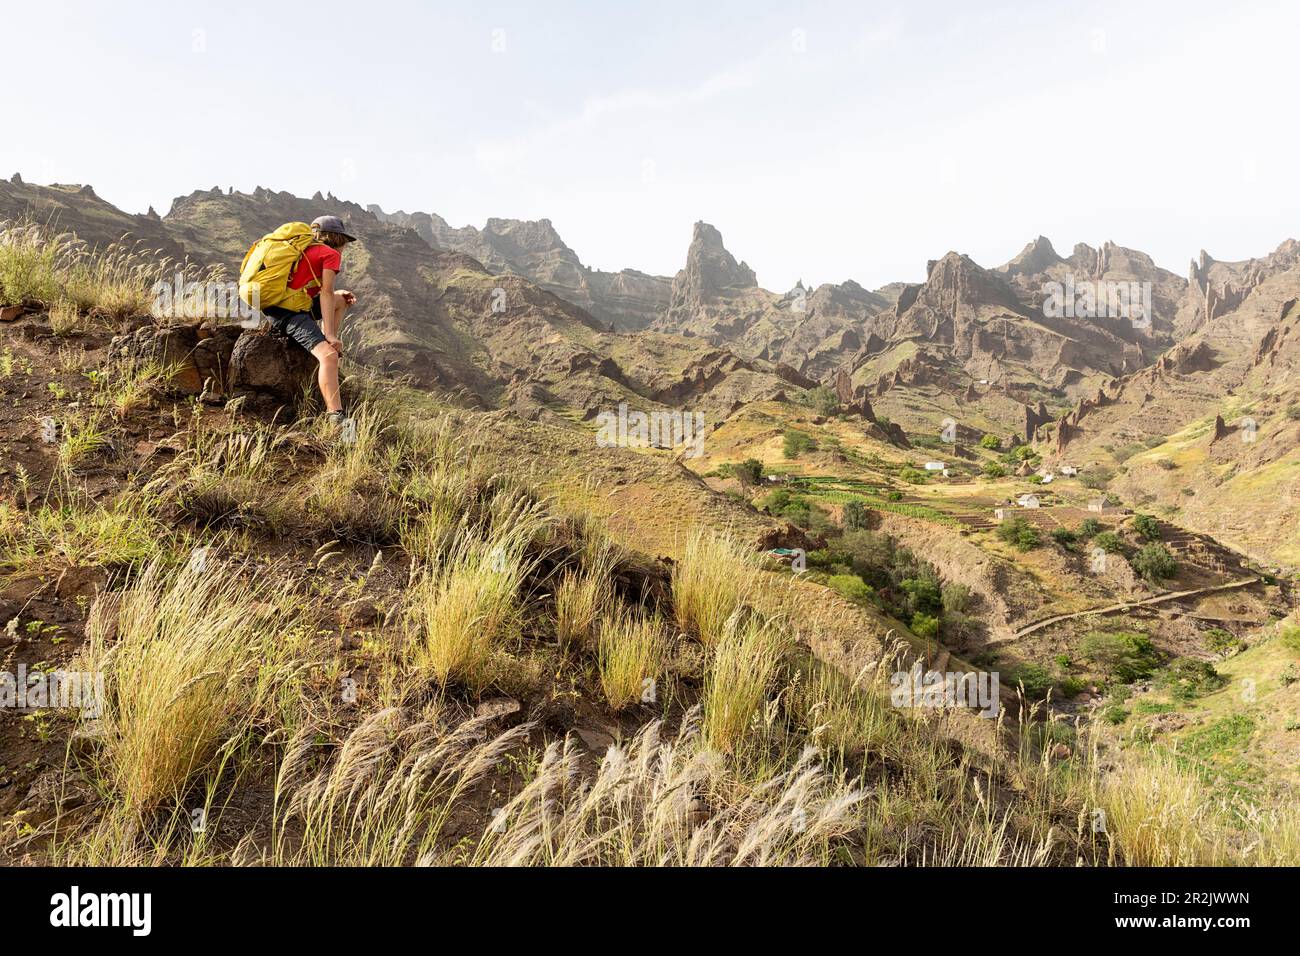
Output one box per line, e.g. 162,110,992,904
994,507,1008,521
923,462,946,472
1017,494,1041,509
1060,465,1078,477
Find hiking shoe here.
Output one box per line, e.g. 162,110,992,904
325,410,346,427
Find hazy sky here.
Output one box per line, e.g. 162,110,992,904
5,0,1298,290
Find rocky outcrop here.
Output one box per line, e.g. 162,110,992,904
1157,339,1216,375
1211,413,1230,443
109,321,316,411
666,221,758,314
1024,401,1053,443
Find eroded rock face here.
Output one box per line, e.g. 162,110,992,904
109,321,316,410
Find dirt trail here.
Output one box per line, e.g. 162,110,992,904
1000,577,1261,642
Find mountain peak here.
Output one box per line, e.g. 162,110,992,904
682,221,757,292
1000,235,1062,276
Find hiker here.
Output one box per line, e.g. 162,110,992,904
238,215,358,424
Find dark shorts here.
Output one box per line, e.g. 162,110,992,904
263,299,327,353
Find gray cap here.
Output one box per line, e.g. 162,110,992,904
311,215,357,242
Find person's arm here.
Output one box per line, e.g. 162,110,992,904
319,269,341,347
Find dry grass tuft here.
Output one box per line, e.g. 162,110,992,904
84,560,305,813
702,611,790,753
672,528,758,646
597,610,667,711
471,712,866,866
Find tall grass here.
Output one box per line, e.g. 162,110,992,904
471,713,867,866
672,529,758,646
703,613,789,753
0,219,219,319
554,542,615,650
262,708,531,866
1092,749,1232,866
407,495,550,691
597,611,667,711
0,495,176,575
0,221,64,305
83,560,306,813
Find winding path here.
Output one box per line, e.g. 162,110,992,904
1007,577,1260,640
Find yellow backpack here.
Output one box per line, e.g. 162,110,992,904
238,222,323,313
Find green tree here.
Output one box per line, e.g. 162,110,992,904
1080,631,1160,682
979,433,1001,450
733,457,764,486
828,574,873,604
910,612,940,640
842,499,870,531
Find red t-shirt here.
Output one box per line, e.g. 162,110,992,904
288,244,342,297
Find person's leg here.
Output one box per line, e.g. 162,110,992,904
273,310,341,414
310,341,343,413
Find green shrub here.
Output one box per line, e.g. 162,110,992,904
941,583,972,614
1004,662,1053,700
1203,627,1241,654
732,458,763,485
805,385,839,416
827,574,873,604
1059,676,1088,697
981,462,1007,478
1093,531,1126,554
1080,631,1160,683
1132,513,1161,542
1156,658,1227,701
1279,623,1300,655
997,516,1040,551
842,499,869,531
1050,527,1076,547
1102,704,1130,725
898,467,929,484
1130,542,1177,583
782,429,816,459
1079,465,1115,490
1076,517,1102,539
979,434,1001,450
1286,404,1300,421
